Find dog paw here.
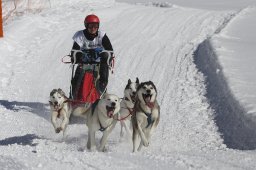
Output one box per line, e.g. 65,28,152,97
99,146,107,152
87,144,96,152
55,127,62,133
89,147,97,152
143,141,149,147
102,147,107,152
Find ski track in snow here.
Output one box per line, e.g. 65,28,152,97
1,0,256,169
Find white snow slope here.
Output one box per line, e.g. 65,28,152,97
1,0,256,169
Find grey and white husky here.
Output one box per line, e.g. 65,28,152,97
132,81,160,152
49,89,72,136
119,78,139,139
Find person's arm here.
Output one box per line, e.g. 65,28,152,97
101,34,115,68
102,34,113,51
71,42,83,63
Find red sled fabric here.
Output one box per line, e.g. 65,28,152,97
77,72,100,103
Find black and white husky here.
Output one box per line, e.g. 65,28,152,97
132,81,160,152
119,78,139,139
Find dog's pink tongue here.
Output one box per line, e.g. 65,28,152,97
147,102,155,109
145,96,151,102
107,111,114,118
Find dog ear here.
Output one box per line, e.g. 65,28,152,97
57,88,66,97
136,77,139,84
50,89,57,96
102,92,108,99
128,79,131,85
149,81,157,93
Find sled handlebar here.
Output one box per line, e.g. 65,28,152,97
62,50,114,64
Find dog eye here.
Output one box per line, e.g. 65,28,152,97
150,87,153,89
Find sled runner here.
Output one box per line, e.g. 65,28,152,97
62,49,114,104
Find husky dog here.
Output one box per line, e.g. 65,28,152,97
79,93,121,151
132,81,160,152
119,78,139,139
49,88,72,135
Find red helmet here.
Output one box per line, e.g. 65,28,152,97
84,14,100,27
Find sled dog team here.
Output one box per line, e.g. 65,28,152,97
49,78,160,152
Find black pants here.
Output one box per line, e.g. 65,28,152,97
98,52,109,89
71,52,110,98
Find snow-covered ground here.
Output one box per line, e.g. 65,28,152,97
1,0,256,169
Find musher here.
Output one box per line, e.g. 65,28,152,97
70,14,114,99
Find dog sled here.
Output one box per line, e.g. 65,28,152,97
62,48,114,104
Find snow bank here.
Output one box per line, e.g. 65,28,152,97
194,39,256,150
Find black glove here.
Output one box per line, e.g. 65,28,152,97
71,50,83,64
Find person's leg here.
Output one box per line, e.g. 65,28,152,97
71,66,83,99
98,52,110,93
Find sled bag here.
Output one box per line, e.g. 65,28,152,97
78,72,100,103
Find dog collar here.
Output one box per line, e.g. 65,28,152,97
99,120,113,132
99,123,107,131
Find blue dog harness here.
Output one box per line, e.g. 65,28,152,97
138,103,155,128
144,112,155,128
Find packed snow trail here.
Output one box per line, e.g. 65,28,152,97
109,5,235,152
1,0,256,169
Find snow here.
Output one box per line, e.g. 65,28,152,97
116,0,256,10
1,0,256,169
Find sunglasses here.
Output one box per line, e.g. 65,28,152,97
87,23,99,29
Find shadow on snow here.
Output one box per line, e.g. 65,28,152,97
0,134,40,146
0,100,50,121
194,39,256,150
0,100,85,125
